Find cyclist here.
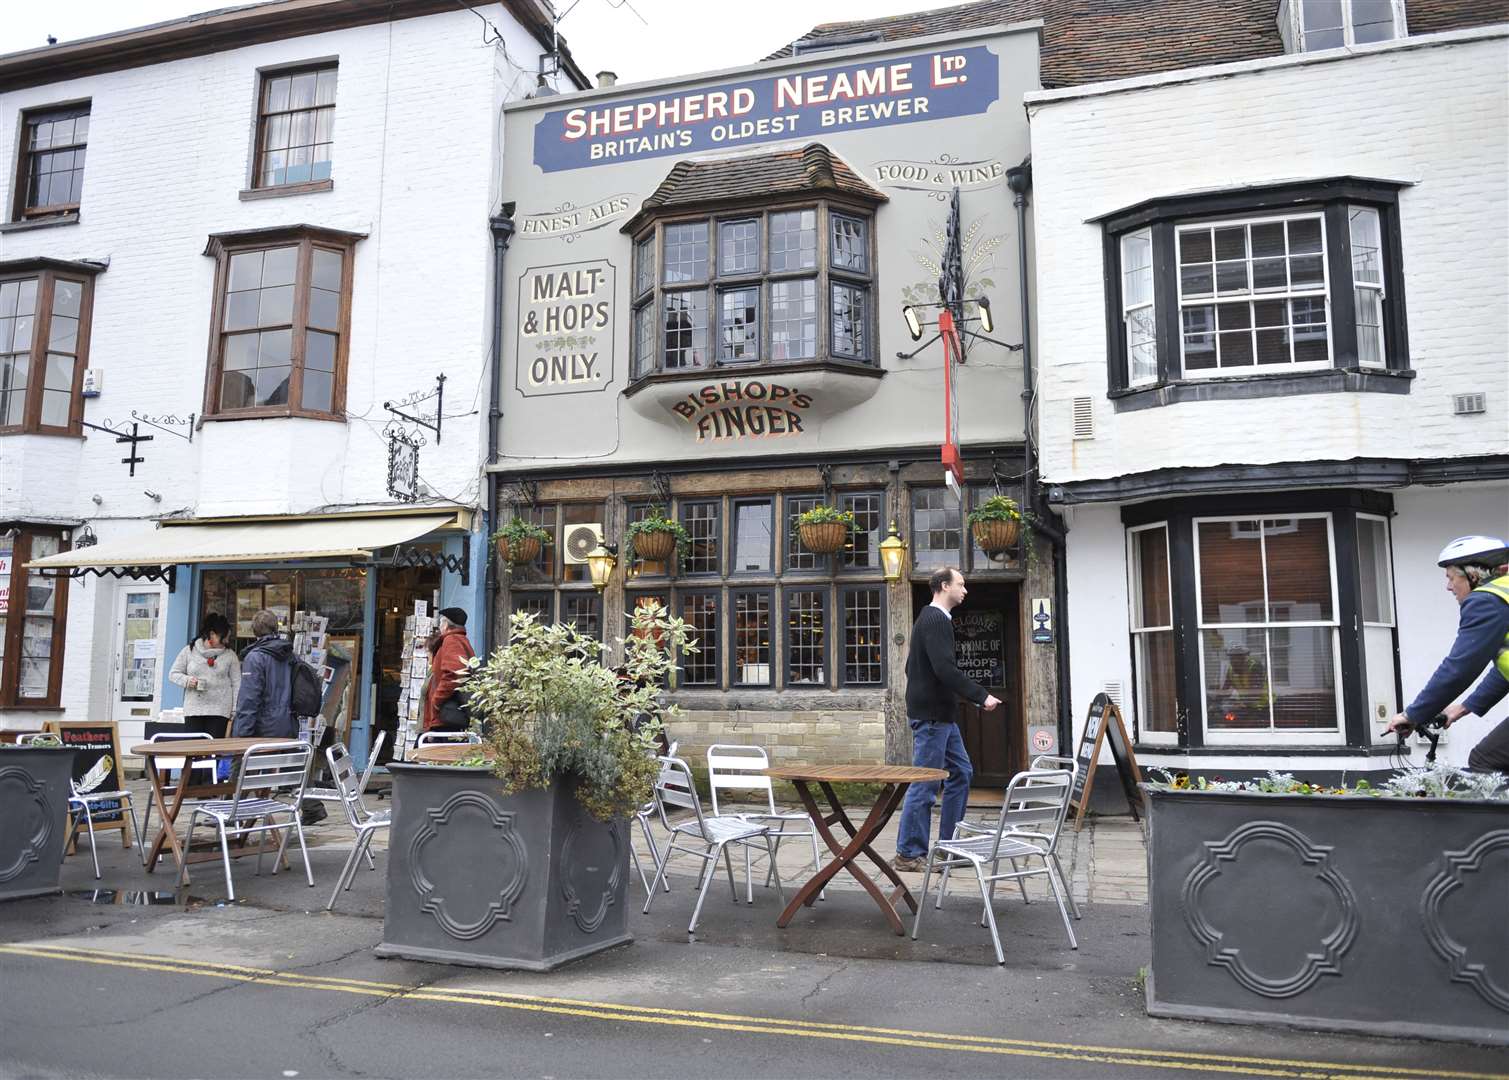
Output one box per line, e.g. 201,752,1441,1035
1387,535,1509,772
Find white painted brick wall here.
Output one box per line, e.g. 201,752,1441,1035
1026,28,1509,484
0,5,558,729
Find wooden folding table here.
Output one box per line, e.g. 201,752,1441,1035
763,764,946,936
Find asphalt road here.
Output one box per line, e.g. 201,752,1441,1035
3,880,1506,1080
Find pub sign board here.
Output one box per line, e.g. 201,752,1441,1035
496,26,1040,470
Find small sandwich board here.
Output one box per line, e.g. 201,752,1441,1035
45,719,133,850
1067,693,1144,831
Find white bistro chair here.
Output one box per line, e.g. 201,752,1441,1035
65,776,147,879
177,740,315,901
911,767,1077,964
415,730,481,748
642,756,783,935
323,742,391,911
706,744,824,902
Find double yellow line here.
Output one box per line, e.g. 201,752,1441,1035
0,943,1499,1080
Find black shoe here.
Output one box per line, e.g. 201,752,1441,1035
300,799,329,827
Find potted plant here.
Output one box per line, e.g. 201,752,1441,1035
492,517,551,564
0,733,78,903
794,504,855,555
376,602,694,971
967,494,1024,556
1142,766,1509,1046
623,506,689,568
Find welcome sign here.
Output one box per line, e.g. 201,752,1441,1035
533,45,999,172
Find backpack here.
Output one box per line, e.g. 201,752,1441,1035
289,658,323,718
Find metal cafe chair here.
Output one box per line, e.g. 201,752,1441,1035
706,743,824,902
305,730,387,807
177,741,315,901
139,731,217,840
415,730,481,747
323,742,391,911
937,754,1082,919
642,756,783,935
65,775,148,879
630,740,678,900
912,768,1078,964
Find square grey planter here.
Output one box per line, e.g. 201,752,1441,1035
375,761,632,971
0,747,78,903
1144,785,1509,1046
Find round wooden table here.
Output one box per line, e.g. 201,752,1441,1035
763,764,947,936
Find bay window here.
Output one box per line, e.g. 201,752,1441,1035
1122,494,1398,749
1102,179,1411,407
0,527,71,707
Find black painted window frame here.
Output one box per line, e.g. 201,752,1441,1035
1121,489,1399,753
1101,179,1413,410
838,582,886,687
729,586,776,689
782,584,830,689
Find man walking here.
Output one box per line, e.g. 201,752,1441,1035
894,567,1000,872
232,609,297,740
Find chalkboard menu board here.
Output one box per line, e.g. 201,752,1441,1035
46,720,126,829
953,609,1006,686
1067,694,1144,831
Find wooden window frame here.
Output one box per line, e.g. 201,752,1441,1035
0,527,72,708
728,586,776,689
201,225,361,422
837,582,886,688
0,260,100,437
676,589,721,687
782,583,830,690
250,62,338,193
678,498,722,577
729,497,775,576
12,101,90,222
628,197,879,384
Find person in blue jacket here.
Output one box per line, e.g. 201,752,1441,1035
1387,535,1509,773
232,609,297,740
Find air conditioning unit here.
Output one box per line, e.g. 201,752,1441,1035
562,523,604,564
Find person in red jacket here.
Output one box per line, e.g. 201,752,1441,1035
423,607,475,732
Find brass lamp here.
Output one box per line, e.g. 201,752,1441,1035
586,542,618,592
878,520,907,582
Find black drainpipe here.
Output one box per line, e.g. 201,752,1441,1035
483,204,516,657
1006,159,1074,755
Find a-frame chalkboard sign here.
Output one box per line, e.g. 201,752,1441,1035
1067,693,1144,831
46,719,133,851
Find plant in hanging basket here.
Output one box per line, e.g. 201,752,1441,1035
492,517,552,564
794,504,856,555
966,495,1024,556
623,506,690,568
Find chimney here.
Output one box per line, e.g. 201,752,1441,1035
597,70,618,88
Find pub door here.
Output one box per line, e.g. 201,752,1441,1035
911,582,1022,787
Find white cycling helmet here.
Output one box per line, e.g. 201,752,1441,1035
1436,535,1509,569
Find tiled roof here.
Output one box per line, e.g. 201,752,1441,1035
627,143,887,227
766,0,1507,88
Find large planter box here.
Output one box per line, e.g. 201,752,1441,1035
0,747,77,902
1145,786,1509,1045
375,762,632,971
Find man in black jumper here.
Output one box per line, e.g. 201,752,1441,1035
893,567,1000,871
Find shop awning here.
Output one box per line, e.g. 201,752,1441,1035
25,512,461,571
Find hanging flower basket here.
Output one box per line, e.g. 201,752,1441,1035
497,536,541,564
798,521,850,554
972,519,1020,555
633,528,677,562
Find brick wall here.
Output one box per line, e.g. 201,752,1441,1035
666,709,889,768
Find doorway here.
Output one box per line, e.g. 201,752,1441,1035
111,585,169,733
911,581,1022,787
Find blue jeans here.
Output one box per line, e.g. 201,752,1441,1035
896,719,973,859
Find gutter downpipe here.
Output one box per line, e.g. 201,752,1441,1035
1006,159,1074,756
483,205,516,657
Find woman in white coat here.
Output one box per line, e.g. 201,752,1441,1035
167,613,241,737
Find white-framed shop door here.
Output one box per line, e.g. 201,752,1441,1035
111,584,168,726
